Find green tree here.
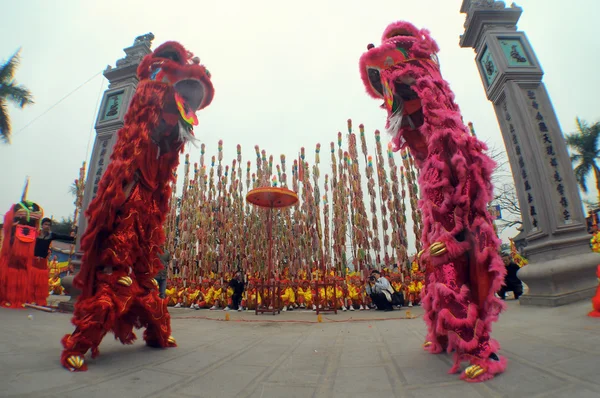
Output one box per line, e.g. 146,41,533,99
69,181,78,198
0,49,34,143
566,118,600,202
51,217,75,236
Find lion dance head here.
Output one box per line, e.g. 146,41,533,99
135,41,214,154
359,21,440,159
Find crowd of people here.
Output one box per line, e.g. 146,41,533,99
162,266,424,312
157,249,526,313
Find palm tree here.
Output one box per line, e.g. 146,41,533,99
566,118,600,202
0,48,34,143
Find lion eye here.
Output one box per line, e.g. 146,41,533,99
367,68,384,97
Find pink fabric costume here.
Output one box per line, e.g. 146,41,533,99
359,21,507,382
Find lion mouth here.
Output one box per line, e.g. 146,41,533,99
174,79,205,112
384,29,417,51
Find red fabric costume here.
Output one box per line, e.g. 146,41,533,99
60,41,214,372
0,201,43,308
589,265,600,317
360,22,507,382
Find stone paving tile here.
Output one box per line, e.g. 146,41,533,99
405,382,492,398
63,368,185,398
550,353,600,385
392,353,457,385
485,358,568,397
501,336,586,365
533,385,600,398
247,385,316,398
4,366,84,397
333,366,393,394
175,364,268,397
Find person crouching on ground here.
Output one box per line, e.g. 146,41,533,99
498,253,523,300
365,270,394,311
225,270,245,311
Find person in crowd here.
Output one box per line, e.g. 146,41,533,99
498,253,523,300
365,270,394,311
31,218,75,305
225,270,245,311
156,246,171,299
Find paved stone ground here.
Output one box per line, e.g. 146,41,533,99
1,298,599,398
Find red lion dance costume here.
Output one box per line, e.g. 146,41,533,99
60,41,214,372
589,265,600,317
0,201,43,308
359,22,507,382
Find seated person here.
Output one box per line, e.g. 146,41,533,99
365,270,394,311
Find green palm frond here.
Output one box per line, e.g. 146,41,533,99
0,48,21,83
0,84,34,107
566,117,600,194
0,100,11,143
574,162,591,192
0,48,34,144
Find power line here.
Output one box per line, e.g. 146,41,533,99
14,71,102,135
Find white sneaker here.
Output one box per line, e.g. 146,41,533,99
300,303,306,308
342,306,347,312
175,303,181,308
408,302,413,307
238,307,242,312
312,304,317,311
359,305,364,310
224,307,231,311
210,305,217,310
282,306,287,312
189,304,194,309
349,305,355,311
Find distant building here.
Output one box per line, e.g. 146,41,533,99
50,240,74,263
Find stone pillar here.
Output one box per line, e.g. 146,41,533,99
59,34,154,312
459,1,599,306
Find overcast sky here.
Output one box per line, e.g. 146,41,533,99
1,0,598,250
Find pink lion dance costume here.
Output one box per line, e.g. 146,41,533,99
359,22,507,382
60,41,214,371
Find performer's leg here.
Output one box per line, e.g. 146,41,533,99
4,259,29,308
134,279,176,349
421,280,447,354
30,257,49,306
60,284,118,371
426,261,506,381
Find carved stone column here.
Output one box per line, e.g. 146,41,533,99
459,1,599,306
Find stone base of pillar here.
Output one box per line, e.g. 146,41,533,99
59,254,82,313
517,251,599,307
58,275,79,312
